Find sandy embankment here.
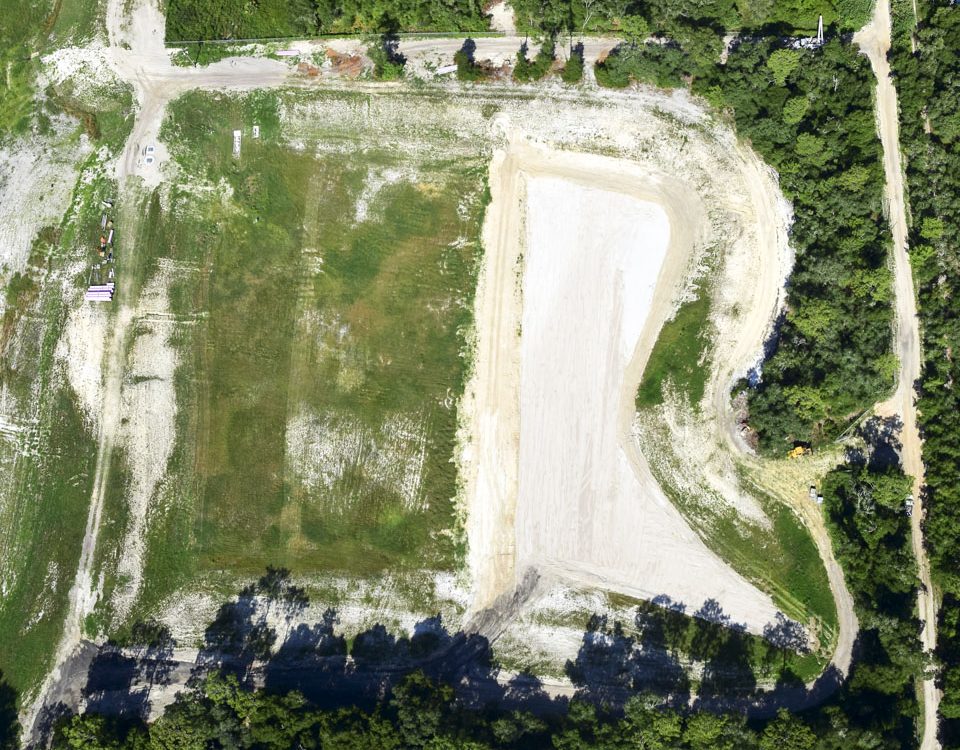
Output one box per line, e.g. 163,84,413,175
463,137,784,634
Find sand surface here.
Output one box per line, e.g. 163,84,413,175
464,139,783,633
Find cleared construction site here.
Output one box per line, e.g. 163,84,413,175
9,0,926,739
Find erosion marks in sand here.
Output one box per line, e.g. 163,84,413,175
466,134,819,652
85,90,487,633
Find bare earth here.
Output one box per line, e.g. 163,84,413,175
463,136,783,633
856,0,940,746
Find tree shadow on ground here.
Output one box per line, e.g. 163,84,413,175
198,566,309,684
59,570,844,730
459,37,477,64
854,415,904,473
0,669,20,750
81,619,178,721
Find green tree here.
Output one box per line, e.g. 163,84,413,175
390,671,457,748
561,43,585,83
760,709,816,750
621,695,683,749
782,96,809,124
0,671,17,750
766,48,801,85
620,14,649,45
684,712,756,750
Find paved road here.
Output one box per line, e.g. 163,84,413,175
855,0,940,747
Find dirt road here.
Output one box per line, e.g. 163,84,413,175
855,0,939,746
24,0,292,738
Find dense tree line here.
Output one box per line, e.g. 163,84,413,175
820,464,923,744
888,1,960,744
51,670,811,750
0,671,17,750
46,459,922,749
703,39,894,451
166,0,488,41
164,0,873,44
508,0,872,38
597,34,893,451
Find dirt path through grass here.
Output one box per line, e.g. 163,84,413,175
25,0,289,737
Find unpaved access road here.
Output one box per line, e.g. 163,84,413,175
24,0,290,738
856,0,939,746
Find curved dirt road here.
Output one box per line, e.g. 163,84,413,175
856,0,939,746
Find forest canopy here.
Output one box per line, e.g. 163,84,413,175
166,0,489,41
165,0,871,41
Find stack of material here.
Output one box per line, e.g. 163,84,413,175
84,283,115,302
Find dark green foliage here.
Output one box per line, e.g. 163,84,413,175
560,42,585,83
455,39,489,81
166,0,488,41
513,38,555,82
694,39,893,451
595,41,692,88
53,659,914,750
615,35,892,450
368,32,406,80
819,465,923,746
509,0,866,36
889,1,960,742
0,671,18,750
3,271,37,311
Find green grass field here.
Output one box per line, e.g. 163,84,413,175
636,287,711,409
87,90,487,626
0,161,116,694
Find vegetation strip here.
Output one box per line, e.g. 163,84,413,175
889,0,960,742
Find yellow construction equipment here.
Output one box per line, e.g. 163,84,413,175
788,445,809,459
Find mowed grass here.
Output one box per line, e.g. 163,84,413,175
709,499,838,642
124,90,485,619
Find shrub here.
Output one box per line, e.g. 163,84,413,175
560,42,585,84
368,35,405,81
